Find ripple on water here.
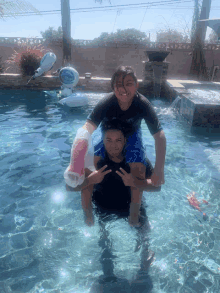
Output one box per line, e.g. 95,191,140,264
0,214,16,235
10,234,26,250
0,236,11,256
0,247,35,273
1,92,220,292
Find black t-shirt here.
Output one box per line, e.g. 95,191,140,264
92,153,131,211
87,92,163,135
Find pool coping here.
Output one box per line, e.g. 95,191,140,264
164,79,220,132
0,73,220,132
0,73,146,92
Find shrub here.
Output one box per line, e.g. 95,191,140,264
6,39,47,76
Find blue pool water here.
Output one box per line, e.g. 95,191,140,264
0,89,220,293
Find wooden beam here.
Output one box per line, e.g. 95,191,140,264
61,0,71,65
198,0,212,42
189,0,212,80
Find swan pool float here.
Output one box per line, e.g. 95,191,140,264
57,67,89,107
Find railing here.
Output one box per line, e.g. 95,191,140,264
73,39,94,46
0,37,46,45
0,37,219,50
146,42,192,50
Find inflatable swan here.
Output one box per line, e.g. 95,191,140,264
29,53,89,107
58,67,89,107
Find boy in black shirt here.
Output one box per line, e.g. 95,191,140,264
66,118,160,227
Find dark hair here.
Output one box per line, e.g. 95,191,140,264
110,65,138,90
101,117,133,139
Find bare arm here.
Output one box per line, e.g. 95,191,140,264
153,130,166,172
115,165,156,227
80,156,102,227
127,163,161,227
129,163,161,192
148,130,166,187
132,177,161,192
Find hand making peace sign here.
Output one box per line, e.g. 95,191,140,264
116,167,137,188
88,165,112,185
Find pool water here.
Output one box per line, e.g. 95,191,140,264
0,89,220,293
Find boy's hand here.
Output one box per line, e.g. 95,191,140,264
151,168,165,187
88,165,112,185
116,167,137,188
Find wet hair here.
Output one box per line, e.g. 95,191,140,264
110,65,138,90
101,117,133,139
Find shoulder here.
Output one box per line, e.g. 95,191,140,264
135,92,151,106
135,92,158,117
91,92,116,113
86,92,117,127
96,92,116,106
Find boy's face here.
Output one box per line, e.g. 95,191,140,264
103,129,126,157
114,74,138,104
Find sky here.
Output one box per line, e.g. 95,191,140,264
0,0,219,42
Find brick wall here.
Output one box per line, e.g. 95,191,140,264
0,38,220,81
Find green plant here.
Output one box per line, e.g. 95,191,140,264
6,39,47,76
40,26,63,42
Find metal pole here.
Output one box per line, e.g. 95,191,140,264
61,0,71,66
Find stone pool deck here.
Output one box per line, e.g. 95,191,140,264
165,79,220,131
0,73,113,92
0,74,220,133
0,73,143,92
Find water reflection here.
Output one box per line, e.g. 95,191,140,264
51,191,65,204
0,89,89,124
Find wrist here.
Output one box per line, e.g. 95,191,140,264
130,185,139,191
81,177,93,190
87,174,94,186
154,165,164,172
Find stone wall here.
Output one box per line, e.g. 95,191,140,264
0,38,220,81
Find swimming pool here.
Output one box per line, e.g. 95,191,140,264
0,89,220,293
